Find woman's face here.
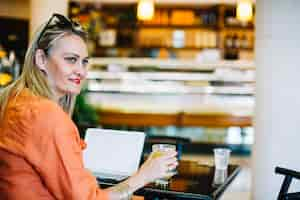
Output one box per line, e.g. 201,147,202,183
43,34,89,97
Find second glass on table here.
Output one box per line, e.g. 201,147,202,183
213,148,231,170
213,148,231,185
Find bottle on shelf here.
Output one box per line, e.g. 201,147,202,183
240,34,249,49
225,34,233,49
232,34,240,49
208,12,217,26
224,33,239,60
201,12,209,26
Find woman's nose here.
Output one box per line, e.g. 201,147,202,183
75,63,87,78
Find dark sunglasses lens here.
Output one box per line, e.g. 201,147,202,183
54,14,82,30
56,14,70,24
72,21,80,27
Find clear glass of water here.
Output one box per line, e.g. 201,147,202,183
213,148,231,170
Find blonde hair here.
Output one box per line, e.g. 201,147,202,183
0,15,87,119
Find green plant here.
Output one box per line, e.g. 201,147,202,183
72,88,99,138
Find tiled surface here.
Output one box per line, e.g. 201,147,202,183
182,154,251,200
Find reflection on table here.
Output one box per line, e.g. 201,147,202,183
98,160,241,200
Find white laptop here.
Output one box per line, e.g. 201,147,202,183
83,128,145,181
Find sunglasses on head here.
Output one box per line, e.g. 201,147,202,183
37,13,84,47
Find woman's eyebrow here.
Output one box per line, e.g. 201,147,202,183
63,52,80,58
63,52,89,60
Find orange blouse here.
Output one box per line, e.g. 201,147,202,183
0,88,109,200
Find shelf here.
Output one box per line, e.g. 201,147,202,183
97,46,253,51
89,57,255,70
87,71,255,83
222,26,254,30
105,24,254,31
138,46,217,50
137,24,218,30
97,46,218,50
87,82,254,95
105,24,137,29
106,24,218,30
97,45,133,49
238,48,254,51
224,47,254,51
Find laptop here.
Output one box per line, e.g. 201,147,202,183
83,128,145,181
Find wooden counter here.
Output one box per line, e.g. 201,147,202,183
181,113,251,127
99,111,180,126
98,111,252,127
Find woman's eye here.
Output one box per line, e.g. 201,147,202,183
65,57,77,63
82,59,89,67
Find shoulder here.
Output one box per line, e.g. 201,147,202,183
16,91,81,152
29,98,75,135
12,90,67,121
8,89,76,135
31,97,67,122
1,89,79,156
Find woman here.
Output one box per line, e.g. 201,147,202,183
0,14,178,200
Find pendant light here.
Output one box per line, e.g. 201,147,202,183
236,0,253,22
137,0,154,21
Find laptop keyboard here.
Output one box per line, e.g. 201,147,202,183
93,172,128,181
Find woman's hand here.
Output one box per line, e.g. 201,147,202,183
137,150,178,184
117,149,178,197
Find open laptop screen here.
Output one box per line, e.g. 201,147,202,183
83,128,145,178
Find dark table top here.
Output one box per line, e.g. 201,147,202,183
98,160,241,200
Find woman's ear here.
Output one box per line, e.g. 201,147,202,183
35,49,48,75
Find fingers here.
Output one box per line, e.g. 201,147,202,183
149,150,177,161
150,150,178,167
165,171,177,177
145,150,179,180
164,157,178,167
167,161,179,172
164,163,178,178
163,158,179,177
167,163,178,172
168,160,179,168
163,150,177,158
155,150,177,160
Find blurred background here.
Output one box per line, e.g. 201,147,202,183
2,1,300,199
0,0,256,199
0,0,256,155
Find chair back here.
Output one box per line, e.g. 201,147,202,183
275,166,300,200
